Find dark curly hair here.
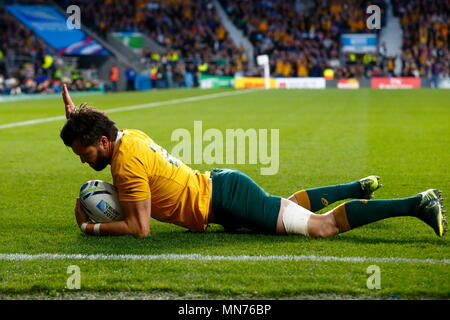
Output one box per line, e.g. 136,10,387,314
60,104,118,147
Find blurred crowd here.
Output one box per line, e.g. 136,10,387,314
393,0,449,85
61,0,388,80
220,0,390,78
138,0,250,77
58,0,251,79
1,0,449,95
0,7,101,96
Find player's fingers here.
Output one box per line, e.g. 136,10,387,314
63,84,75,116
63,86,72,118
62,84,69,101
63,83,71,96
76,197,82,209
77,198,88,213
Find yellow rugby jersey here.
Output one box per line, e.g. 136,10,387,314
110,129,212,231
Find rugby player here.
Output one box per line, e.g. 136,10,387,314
60,85,446,238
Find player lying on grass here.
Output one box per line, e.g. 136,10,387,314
60,85,447,238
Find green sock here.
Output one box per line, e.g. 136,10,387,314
332,195,421,232
294,181,363,212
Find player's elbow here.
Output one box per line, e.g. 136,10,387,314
134,227,150,238
132,226,150,238
127,221,150,238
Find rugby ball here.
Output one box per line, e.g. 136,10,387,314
79,180,123,222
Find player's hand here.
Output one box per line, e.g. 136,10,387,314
63,83,76,119
75,197,91,227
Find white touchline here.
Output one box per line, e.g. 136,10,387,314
0,89,257,130
0,253,448,265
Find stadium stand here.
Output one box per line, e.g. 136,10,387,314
55,0,252,89
134,0,253,84
219,0,389,79
392,0,449,85
0,6,56,95
0,5,101,95
1,0,448,95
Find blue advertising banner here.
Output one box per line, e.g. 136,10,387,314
341,34,378,54
6,5,108,55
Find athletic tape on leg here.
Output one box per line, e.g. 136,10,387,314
282,201,312,236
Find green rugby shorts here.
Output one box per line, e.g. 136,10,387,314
210,168,281,234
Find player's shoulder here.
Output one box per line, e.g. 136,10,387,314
114,129,153,158
122,128,151,140
120,129,153,147
111,129,153,173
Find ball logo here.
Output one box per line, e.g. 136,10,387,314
96,199,120,220
96,199,109,212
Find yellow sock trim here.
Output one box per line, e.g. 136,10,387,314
332,203,351,233
294,190,311,211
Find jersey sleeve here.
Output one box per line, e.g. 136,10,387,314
112,154,151,202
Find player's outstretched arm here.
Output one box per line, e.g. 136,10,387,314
76,198,152,238
62,83,76,119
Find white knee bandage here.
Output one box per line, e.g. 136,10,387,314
282,201,312,236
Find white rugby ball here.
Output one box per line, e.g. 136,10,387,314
79,180,123,222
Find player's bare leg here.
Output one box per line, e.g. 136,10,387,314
276,198,338,237
278,190,446,238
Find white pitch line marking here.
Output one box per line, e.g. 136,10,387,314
0,253,448,265
0,89,256,130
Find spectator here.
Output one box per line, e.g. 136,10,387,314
125,67,136,91
56,0,249,84
394,0,449,82
0,6,102,95
220,0,386,78
108,65,120,92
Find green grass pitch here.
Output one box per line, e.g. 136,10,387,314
0,88,449,299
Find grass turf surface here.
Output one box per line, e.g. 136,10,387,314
0,88,449,299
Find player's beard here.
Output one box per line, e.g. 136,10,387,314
91,149,110,171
